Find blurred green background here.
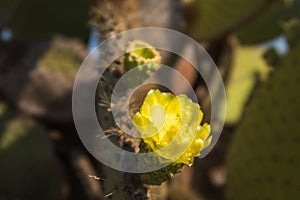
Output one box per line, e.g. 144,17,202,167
0,0,299,199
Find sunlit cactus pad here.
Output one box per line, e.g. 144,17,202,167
226,43,300,199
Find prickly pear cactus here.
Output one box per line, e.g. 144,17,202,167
226,43,300,199
97,39,211,200
0,102,61,199
282,18,300,48
186,0,272,40
237,0,300,44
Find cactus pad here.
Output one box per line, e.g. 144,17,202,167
226,43,300,199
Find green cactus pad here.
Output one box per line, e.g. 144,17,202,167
141,163,184,186
39,37,84,81
237,0,300,44
188,0,271,40
226,43,300,199
225,45,270,124
282,18,300,48
0,104,61,199
139,141,184,185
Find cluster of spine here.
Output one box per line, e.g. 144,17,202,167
138,141,185,185
141,163,184,185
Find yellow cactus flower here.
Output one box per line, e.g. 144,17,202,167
132,89,211,166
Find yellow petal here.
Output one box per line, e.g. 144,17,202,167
198,123,211,141
132,112,158,138
140,89,174,118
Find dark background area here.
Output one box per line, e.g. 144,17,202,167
0,0,299,199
